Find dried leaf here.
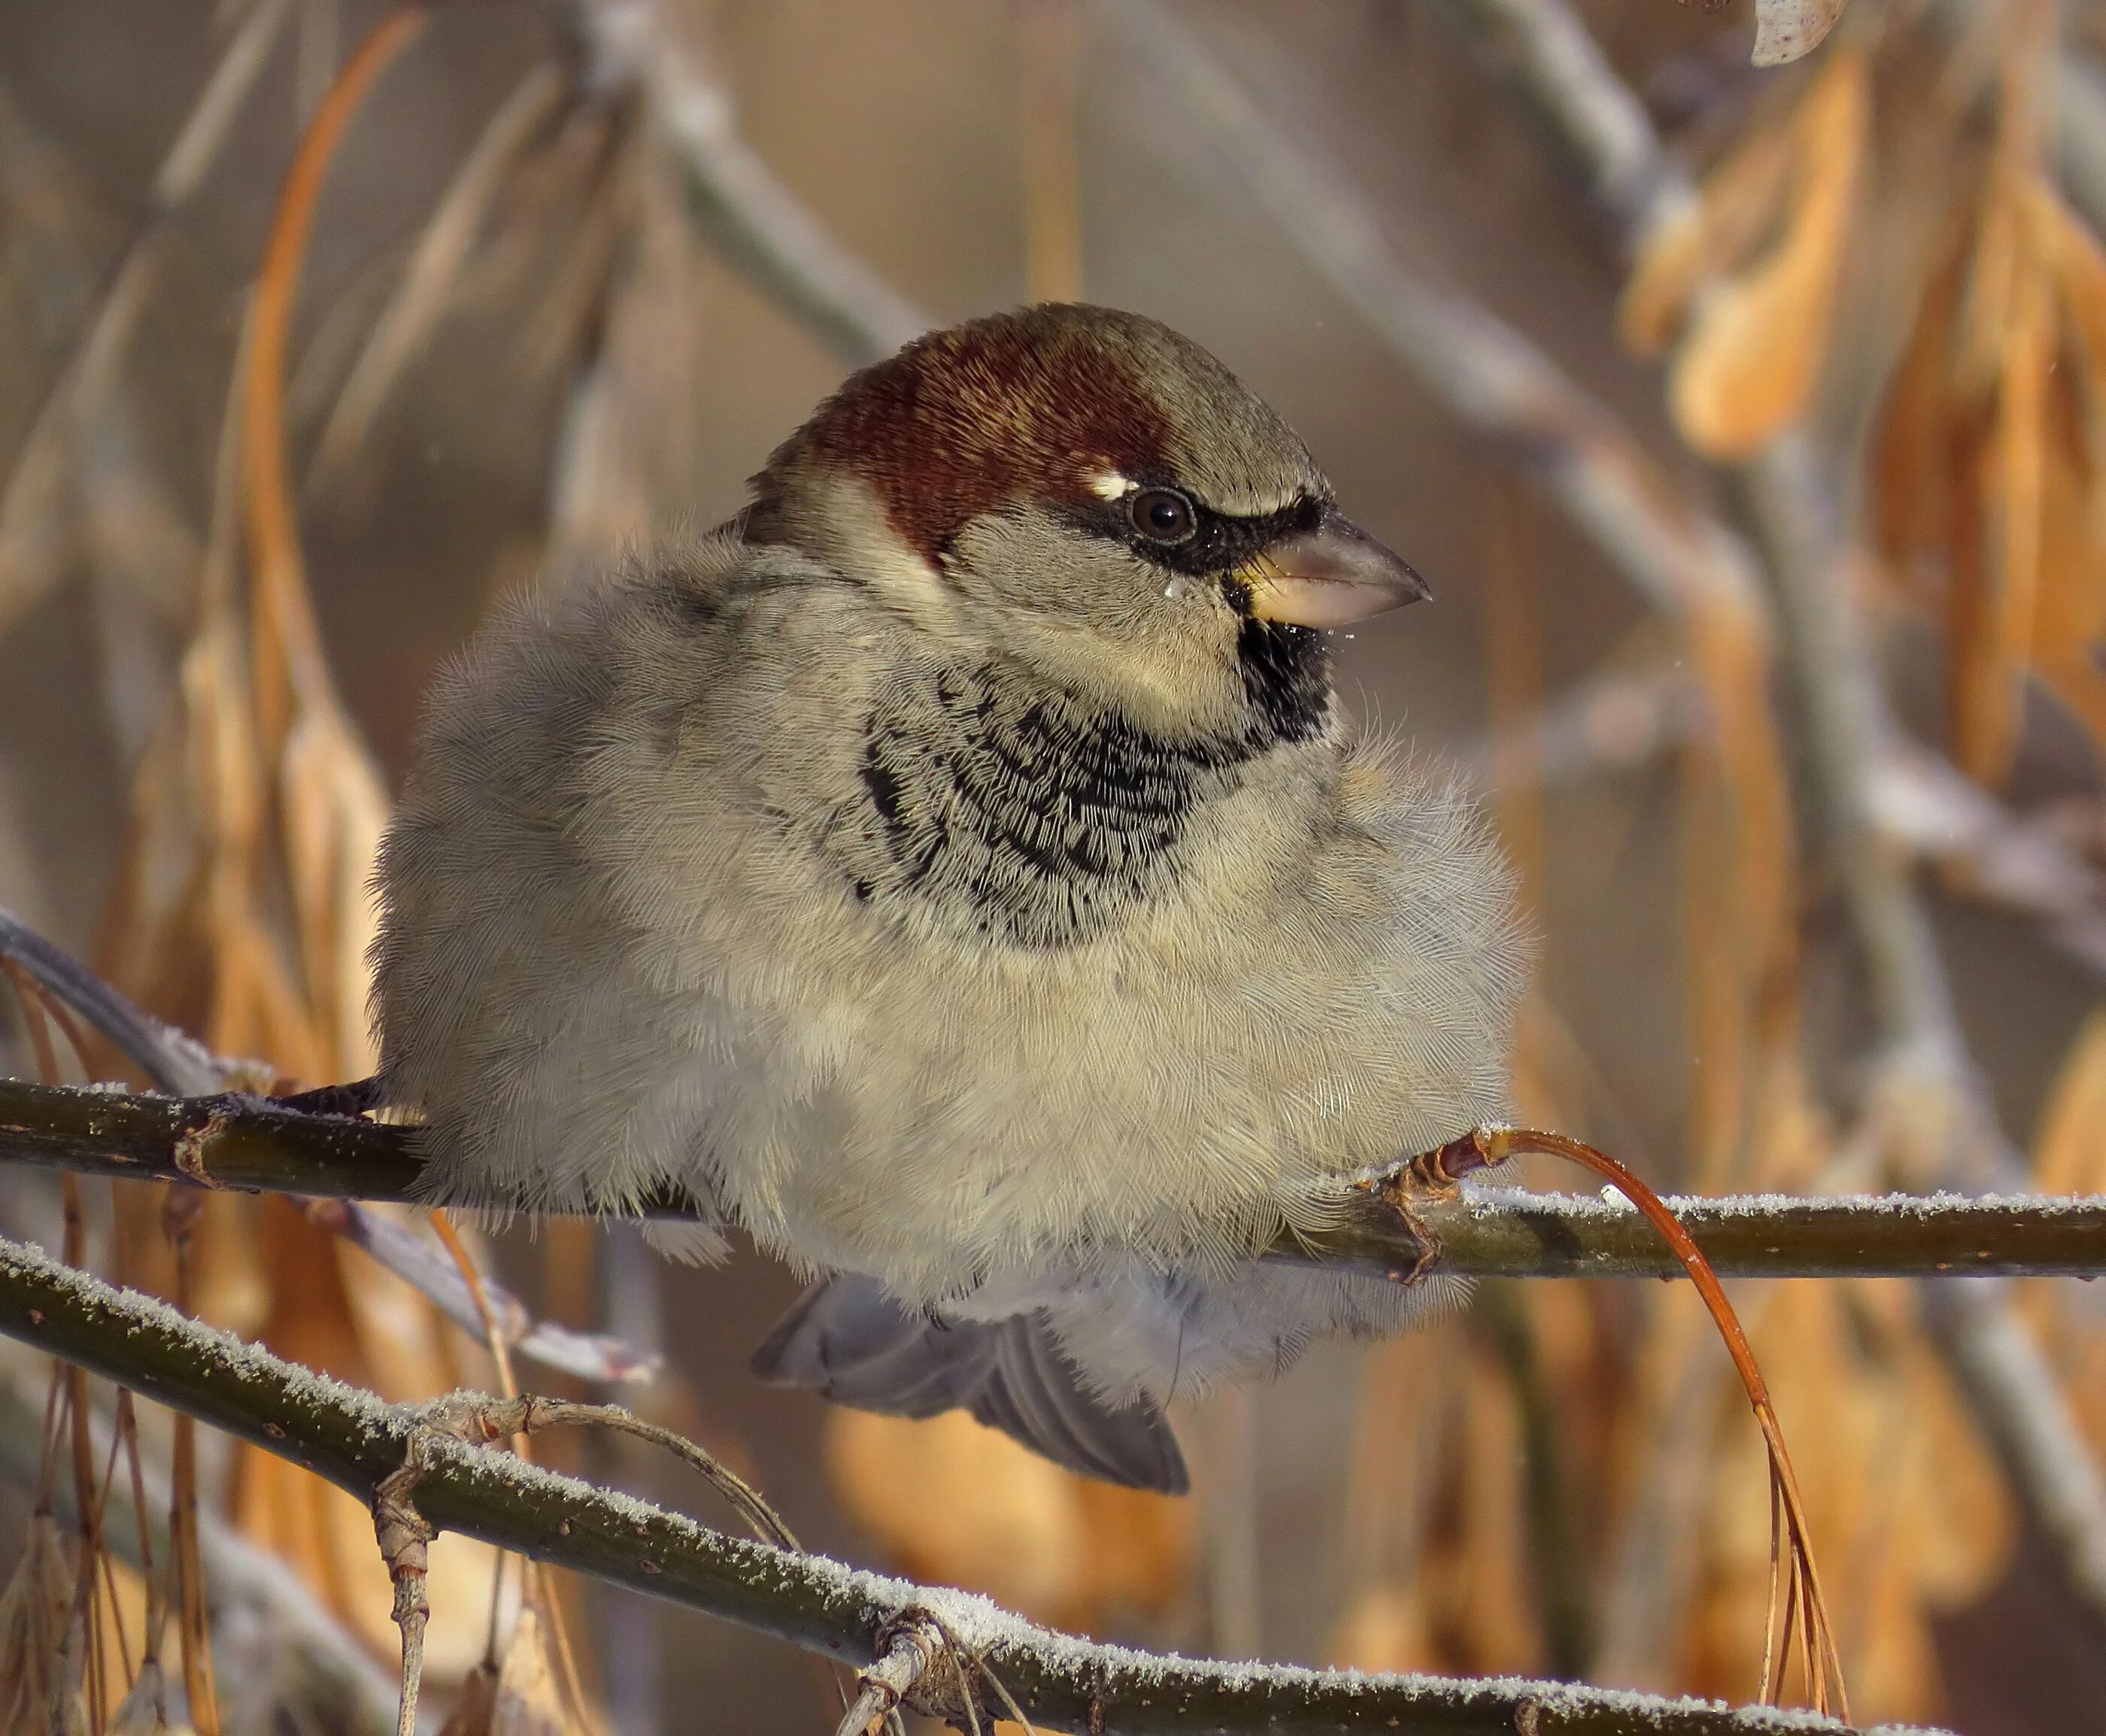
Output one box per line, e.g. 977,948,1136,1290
1670,49,1869,458
2032,1009,2106,1196
2044,184,2106,409
825,1406,1191,1628
108,1662,192,1736
438,1607,575,1736
1752,0,1851,68
0,1511,81,1736
278,705,390,1077
1620,122,1797,357
826,1408,1089,1620
1871,212,1975,570
1328,1583,1434,1674
1952,177,2053,784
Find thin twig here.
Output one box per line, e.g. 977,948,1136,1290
162,1191,220,1736
0,0,295,635
0,1230,1940,1736
306,58,574,495
2,909,655,1382
426,1211,605,1736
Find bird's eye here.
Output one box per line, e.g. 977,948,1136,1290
1128,487,1197,545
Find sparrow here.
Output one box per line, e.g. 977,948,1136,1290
372,303,1527,1494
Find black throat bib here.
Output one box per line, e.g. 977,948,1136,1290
836,636,1332,949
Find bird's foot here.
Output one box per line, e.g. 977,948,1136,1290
270,1076,383,1118
1363,1123,1513,1284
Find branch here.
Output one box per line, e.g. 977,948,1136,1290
1437,0,1692,243
0,0,294,635
0,1230,1941,1736
1467,667,2106,976
1440,0,2106,1625
3,1078,2103,1280
572,0,927,366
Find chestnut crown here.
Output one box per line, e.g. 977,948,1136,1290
752,305,1325,556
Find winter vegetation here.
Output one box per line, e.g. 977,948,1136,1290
3,1,2106,1733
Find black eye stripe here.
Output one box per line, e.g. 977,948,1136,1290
1061,488,1324,577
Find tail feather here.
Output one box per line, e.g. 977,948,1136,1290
751,1275,1188,1495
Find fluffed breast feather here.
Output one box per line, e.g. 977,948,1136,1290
375,536,1528,1305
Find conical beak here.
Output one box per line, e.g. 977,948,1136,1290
1240,508,1431,628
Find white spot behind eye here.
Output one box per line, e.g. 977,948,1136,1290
1088,471,1136,501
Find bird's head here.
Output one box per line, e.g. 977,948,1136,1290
745,303,1427,743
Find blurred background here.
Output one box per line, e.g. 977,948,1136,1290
2,0,2104,1731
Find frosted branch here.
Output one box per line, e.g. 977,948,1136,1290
0,1230,1944,1735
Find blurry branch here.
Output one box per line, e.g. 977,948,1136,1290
572,0,927,365
0,1374,401,1736
0,906,231,1096
1440,0,1693,242
0,1231,1940,1736
0,0,293,633
1742,442,2106,1614
306,58,573,496
2,1078,2104,1280
1446,0,2106,1624
1470,668,2106,975
1472,1282,1590,1677
1020,0,1086,303
1872,734,2106,975
1100,0,1768,635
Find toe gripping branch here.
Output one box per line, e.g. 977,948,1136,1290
1361,1124,1512,1285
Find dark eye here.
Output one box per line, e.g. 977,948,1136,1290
1128,487,1197,545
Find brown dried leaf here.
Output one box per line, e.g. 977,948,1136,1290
1752,0,1851,68
1871,212,1976,570
825,1404,1191,1627
2029,190,2106,748
1427,1346,1539,1676
1070,1478,1195,1620
1951,184,2053,785
1670,49,1869,458
0,1511,81,1736
278,705,390,1078
2032,1009,2106,1194
2031,367,2106,741
439,1607,576,1736
1619,121,1797,358
1327,1583,1435,1674
2045,184,2106,410
825,1407,1091,1621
